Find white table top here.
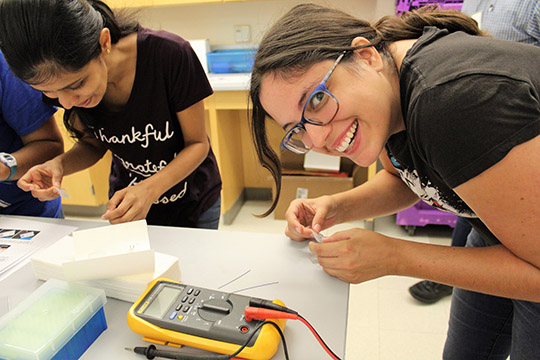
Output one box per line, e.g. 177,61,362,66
0,217,348,359
208,73,250,91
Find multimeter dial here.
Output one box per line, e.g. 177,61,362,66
198,299,233,322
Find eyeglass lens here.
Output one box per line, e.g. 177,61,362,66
304,90,339,125
283,91,338,153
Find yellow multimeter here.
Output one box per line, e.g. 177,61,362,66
127,278,287,360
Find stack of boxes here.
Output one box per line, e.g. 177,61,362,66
273,151,367,219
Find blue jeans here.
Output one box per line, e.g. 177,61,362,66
443,229,540,359
450,216,472,247
196,196,221,230
55,207,65,219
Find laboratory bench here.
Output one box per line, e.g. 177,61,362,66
204,74,284,225
0,215,349,359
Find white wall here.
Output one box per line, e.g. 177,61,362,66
137,0,396,46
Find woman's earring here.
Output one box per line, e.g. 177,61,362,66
106,48,111,54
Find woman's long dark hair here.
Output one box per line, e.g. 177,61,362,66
249,4,484,216
0,0,138,139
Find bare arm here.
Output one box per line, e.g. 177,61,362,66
0,115,63,181
312,135,540,302
433,132,540,300
57,134,108,176
18,114,107,198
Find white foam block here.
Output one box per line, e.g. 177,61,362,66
61,220,155,281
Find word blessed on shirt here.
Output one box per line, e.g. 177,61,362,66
96,122,174,149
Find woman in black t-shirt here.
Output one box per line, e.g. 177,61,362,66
0,0,222,229
248,4,540,359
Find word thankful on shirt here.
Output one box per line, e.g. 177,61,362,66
96,122,174,149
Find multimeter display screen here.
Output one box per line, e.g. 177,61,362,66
144,286,180,318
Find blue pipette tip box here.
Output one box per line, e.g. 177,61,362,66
0,279,107,360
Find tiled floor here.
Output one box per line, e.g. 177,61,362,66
66,200,454,359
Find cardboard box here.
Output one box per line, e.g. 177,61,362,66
352,165,368,187
273,175,353,220
275,150,366,219
280,150,355,173
280,150,305,171
273,150,368,219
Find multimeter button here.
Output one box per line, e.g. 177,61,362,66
175,304,183,311
187,288,194,295
182,296,188,302
183,306,190,313
240,326,249,333
188,298,195,304
169,311,177,320
193,290,201,296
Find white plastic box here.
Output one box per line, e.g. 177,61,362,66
0,279,107,360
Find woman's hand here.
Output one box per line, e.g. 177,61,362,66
308,228,399,284
284,195,339,241
17,159,64,201
102,183,157,224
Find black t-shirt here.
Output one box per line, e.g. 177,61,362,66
387,27,540,244
51,28,221,227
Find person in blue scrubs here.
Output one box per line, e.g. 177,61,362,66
0,51,64,218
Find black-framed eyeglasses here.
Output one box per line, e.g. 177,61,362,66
280,51,346,154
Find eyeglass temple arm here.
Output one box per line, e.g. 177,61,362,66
321,52,346,83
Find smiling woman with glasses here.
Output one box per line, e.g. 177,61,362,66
249,3,540,359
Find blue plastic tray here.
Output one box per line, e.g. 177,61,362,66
206,49,256,73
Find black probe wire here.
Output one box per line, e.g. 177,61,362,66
127,321,289,360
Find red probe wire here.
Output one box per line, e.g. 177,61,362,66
244,307,341,360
